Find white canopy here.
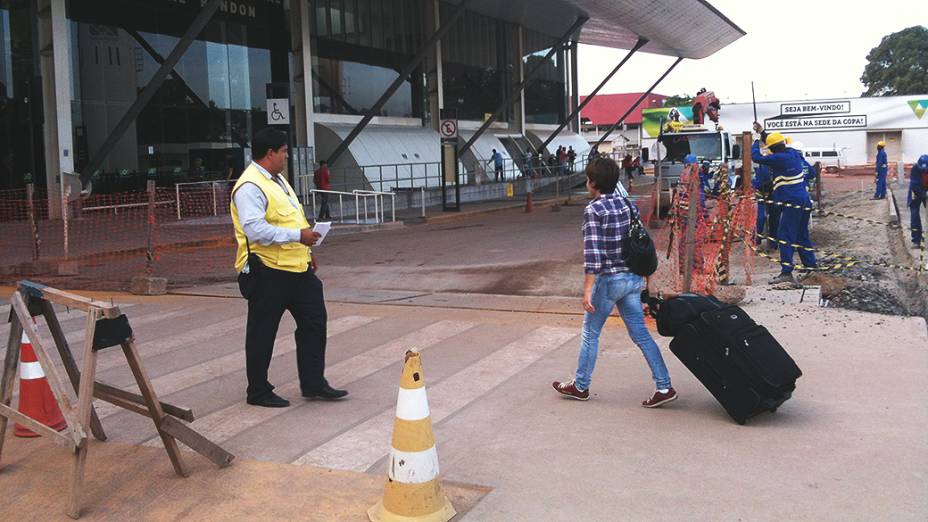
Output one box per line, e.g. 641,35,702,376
453,0,745,59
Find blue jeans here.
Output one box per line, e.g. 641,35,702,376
574,272,672,391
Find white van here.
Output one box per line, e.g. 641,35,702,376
801,147,847,171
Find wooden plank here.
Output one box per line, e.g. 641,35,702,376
11,293,84,445
94,387,151,418
18,281,121,319
68,309,99,520
0,312,23,464
41,300,107,441
0,403,74,447
159,415,234,468
121,340,188,477
67,438,88,519
93,382,194,422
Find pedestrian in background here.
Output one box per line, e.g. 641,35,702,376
491,149,504,182
558,146,568,176
622,152,634,186
231,128,348,408
553,156,677,408
568,146,577,173
313,160,332,220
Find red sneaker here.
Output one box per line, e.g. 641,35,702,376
552,379,589,401
642,388,677,408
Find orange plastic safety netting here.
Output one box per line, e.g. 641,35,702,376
667,164,758,295
0,182,238,290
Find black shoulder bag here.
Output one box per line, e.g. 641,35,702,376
621,197,658,277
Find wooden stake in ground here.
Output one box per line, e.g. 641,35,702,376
683,165,699,293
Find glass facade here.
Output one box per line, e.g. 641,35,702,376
1,0,575,193
311,0,426,118
0,0,43,190
67,0,291,190
523,29,566,125
440,3,513,122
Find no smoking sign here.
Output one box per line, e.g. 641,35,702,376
440,119,458,139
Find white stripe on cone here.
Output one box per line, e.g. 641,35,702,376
20,361,45,380
394,387,431,421
387,445,440,484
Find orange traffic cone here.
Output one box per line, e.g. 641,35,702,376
368,350,455,522
15,330,67,437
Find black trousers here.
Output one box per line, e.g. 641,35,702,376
245,265,327,400
319,192,331,219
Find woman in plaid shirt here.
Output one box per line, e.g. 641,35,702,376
553,157,677,407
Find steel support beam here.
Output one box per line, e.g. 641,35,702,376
327,0,474,165
540,37,647,153
458,16,588,157
79,0,222,188
591,56,683,154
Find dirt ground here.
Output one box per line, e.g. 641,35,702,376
799,175,927,319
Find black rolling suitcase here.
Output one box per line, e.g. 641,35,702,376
644,292,802,425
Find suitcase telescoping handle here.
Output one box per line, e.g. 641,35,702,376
640,289,666,319
641,289,684,318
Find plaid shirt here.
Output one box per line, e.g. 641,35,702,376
583,192,636,275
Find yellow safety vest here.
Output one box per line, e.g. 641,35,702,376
230,164,311,273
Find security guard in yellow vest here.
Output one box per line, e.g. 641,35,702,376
231,128,347,407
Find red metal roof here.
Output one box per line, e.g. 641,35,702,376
579,93,668,126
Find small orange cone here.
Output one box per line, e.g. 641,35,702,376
368,350,455,522
15,330,67,437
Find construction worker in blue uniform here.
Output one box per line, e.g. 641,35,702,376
752,162,775,247
908,154,928,249
699,160,715,195
873,141,888,200
752,123,817,283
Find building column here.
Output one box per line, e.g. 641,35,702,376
38,0,74,219
569,40,580,133
509,25,525,136
425,0,443,131
291,0,315,151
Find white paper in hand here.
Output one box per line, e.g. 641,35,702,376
312,221,332,246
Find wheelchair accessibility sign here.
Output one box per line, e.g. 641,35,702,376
267,98,290,125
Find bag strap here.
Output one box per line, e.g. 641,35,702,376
620,195,643,228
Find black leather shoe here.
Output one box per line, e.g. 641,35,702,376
246,392,290,408
302,382,348,400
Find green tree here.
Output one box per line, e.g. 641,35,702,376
860,26,928,96
663,94,694,107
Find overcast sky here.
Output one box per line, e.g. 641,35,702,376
578,1,924,104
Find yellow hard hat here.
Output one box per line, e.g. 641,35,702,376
785,136,793,145
877,141,885,147
765,132,786,147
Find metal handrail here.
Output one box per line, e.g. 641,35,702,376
353,189,396,223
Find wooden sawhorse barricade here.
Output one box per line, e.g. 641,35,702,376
0,281,234,518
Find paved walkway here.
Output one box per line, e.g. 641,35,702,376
1,285,926,520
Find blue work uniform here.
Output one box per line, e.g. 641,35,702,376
752,140,817,274
752,163,778,245
908,163,927,246
874,149,888,199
